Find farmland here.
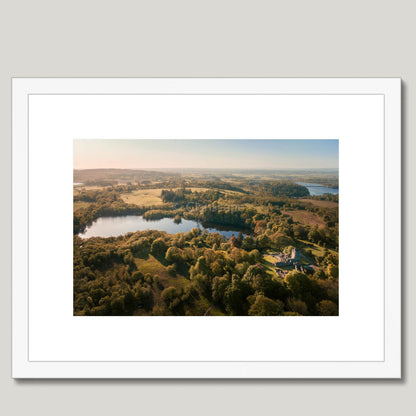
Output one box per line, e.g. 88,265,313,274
281,210,326,227
300,198,339,208
120,189,165,206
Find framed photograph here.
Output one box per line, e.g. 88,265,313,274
12,78,401,378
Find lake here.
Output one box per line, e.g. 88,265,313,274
78,215,248,239
296,182,339,196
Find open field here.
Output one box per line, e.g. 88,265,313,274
120,187,244,206
300,198,339,208
282,210,326,227
298,240,337,258
261,254,279,278
133,255,190,307
304,243,326,258
121,189,165,206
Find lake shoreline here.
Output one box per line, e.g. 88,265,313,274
295,181,339,196
78,214,250,239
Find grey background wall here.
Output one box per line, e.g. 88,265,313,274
1,1,414,415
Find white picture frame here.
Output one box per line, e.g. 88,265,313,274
12,78,401,378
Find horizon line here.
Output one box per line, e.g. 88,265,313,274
73,167,339,171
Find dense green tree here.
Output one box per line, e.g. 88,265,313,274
150,238,168,257
248,295,284,316
256,234,270,249
135,285,154,310
212,276,230,304
287,298,309,315
327,263,339,280
223,275,253,315
229,235,240,248
165,246,184,264
317,300,338,316
241,236,255,250
284,271,313,298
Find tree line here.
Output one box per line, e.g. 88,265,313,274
74,227,338,316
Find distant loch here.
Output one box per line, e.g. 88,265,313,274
296,182,339,196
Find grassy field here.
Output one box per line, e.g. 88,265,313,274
120,187,244,207
304,243,326,258
300,198,339,209
133,255,190,309
261,253,279,278
282,210,326,227
120,189,165,206
298,240,337,258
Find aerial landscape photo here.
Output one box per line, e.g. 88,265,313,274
73,139,339,316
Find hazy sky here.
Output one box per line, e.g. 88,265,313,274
74,139,338,170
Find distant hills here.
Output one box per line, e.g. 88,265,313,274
73,169,176,183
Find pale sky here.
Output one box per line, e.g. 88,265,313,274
73,139,338,170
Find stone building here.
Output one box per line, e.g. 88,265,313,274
273,248,301,267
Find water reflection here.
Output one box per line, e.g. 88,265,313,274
79,215,248,239
296,182,339,196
